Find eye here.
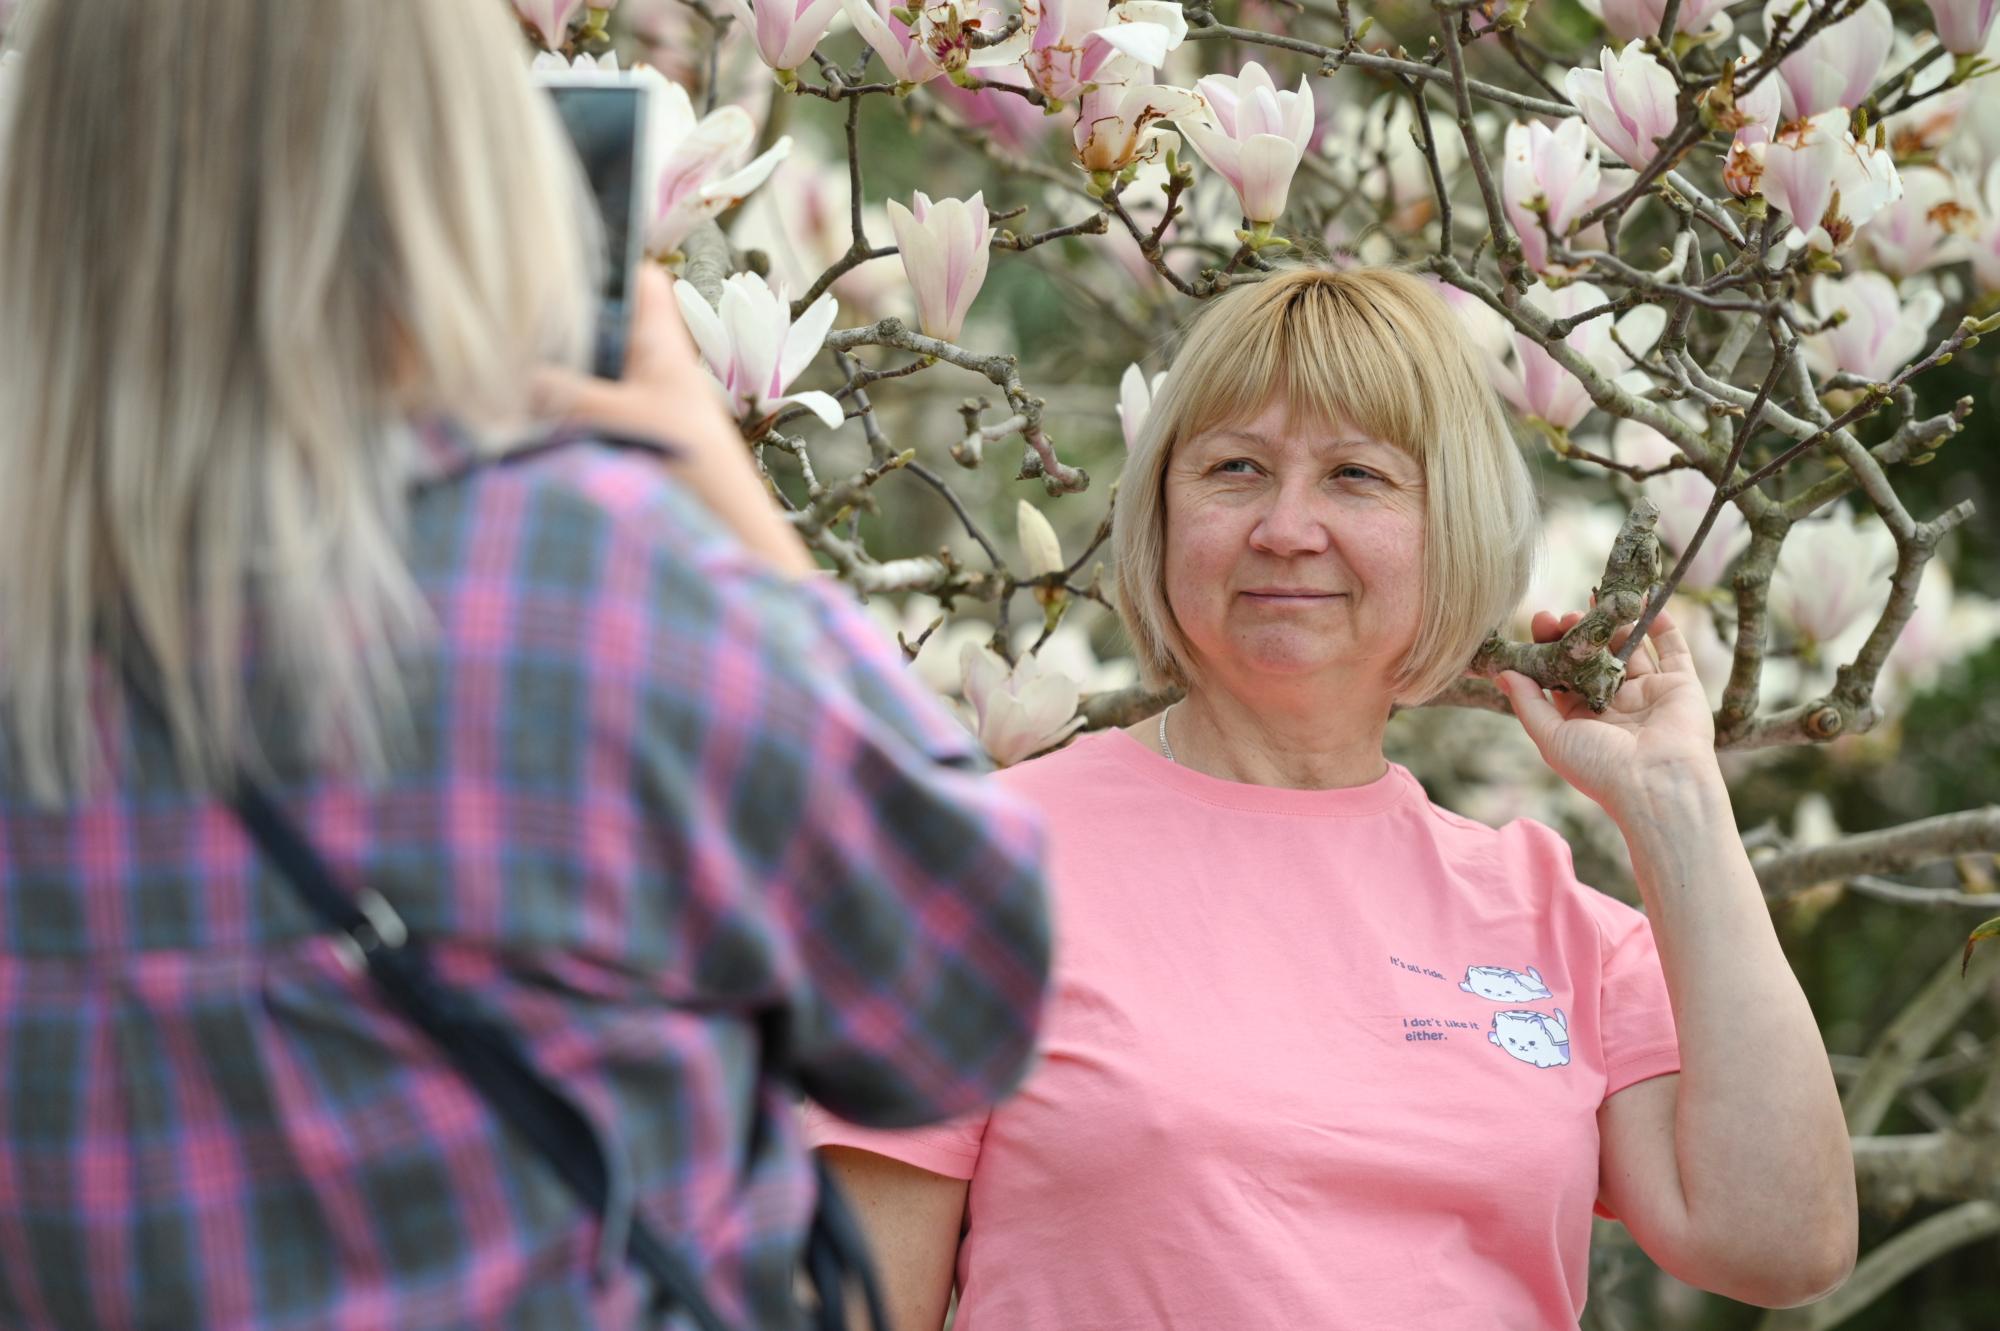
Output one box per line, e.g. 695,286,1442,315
1333,464,1380,482
1213,458,1259,475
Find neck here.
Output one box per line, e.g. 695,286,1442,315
1170,679,1391,790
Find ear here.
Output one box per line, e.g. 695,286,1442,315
1487,1031,1500,1046
1527,966,1542,982
1459,981,1474,993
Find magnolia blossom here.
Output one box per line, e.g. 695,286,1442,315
673,272,844,428
1754,109,1903,252
1966,160,2000,290
647,74,792,255
1017,500,1066,577
1566,42,1679,172
1580,0,1730,42
1175,61,1315,226
726,0,845,75
842,0,1027,86
1022,0,1186,106
1502,119,1603,272
1491,282,1664,430
1074,74,1200,174
960,644,1086,766
1768,506,1897,650
1117,363,1167,450
1925,0,2000,53
887,191,993,341
1322,95,1463,233
1765,0,1892,120
1863,166,1972,277
1884,560,2000,701
514,0,596,48
1613,417,1750,590
1801,272,1944,381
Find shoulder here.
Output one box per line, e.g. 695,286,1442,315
1411,794,1642,925
992,729,1133,807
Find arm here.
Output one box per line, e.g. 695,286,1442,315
1595,777,1856,1306
821,1147,967,1331
1498,610,1855,1307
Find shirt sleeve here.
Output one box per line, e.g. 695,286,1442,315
1585,890,1681,1222
800,1099,990,1181
670,534,1054,1133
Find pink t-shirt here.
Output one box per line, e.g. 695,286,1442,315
806,728,1681,1330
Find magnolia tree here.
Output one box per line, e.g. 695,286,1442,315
508,0,2000,1320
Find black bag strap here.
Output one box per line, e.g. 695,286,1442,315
228,774,894,1331
228,776,735,1329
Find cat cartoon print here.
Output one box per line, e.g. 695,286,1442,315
1460,964,1554,1003
1488,1009,1571,1068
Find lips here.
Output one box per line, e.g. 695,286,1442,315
1241,590,1341,598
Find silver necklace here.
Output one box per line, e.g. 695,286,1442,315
1158,702,1177,764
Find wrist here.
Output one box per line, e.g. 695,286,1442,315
1606,757,1734,836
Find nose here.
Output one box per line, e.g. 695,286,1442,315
1248,474,1331,557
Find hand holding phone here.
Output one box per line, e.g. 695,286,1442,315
538,75,649,379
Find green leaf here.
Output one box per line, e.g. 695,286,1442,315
1962,916,2000,978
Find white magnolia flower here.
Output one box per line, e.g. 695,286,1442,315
1768,506,1897,651
673,272,844,428
1566,41,1679,171
1863,166,1973,279
1801,272,1944,382
1491,282,1665,430
1117,363,1167,451
642,69,793,256
1022,0,1187,106
1753,108,1903,253
960,643,1087,766
1073,66,1200,174
1017,499,1066,577
1612,417,1750,590
1501,118,1603,272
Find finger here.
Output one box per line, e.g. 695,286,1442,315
1646,607,1698,677
1531,610,1562,644
621,264,700,381
528,364,661,438
1497,670,1564,750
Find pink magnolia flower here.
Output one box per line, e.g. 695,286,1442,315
1613,418,1750,590
1566,41,1680,170
1175,61,1316,225
842,0,1028,87
1581,0,1730,41
1863,166,1972,277
1075,72,1200,174
1768,506,1896,651
1765,0,1892,120
726,0,846,75
646,74,792,256
1022,0,1186,107
887,191,993,341
673,272,845,428
1802,272,1944,381
960,644,1086,766
1501,119,1602,272
514,0,593,48
1924,0,2000,54
1491,282,1664,430
1755,109,1902,252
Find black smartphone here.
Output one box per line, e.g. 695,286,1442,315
538,78,650,380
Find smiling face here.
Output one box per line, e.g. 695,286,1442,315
1162,396,1426,698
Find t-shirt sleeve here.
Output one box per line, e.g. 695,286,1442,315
1593,897,1682,1099
801,1099,991,1182
1587,892,1681,1222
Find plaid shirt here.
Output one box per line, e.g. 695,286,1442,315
0,424,1051,1329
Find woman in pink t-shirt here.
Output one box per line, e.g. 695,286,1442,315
807,267,1856,1329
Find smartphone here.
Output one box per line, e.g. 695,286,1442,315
537,76,650,380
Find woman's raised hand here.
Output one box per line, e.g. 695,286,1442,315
1494,608,1720,819
531,265,818,577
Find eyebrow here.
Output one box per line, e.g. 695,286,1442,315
1196,428,1400,456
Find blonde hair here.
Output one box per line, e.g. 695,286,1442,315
1112,266,1537,706
0,0,596,800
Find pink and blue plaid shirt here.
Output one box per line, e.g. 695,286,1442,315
0,424,1052,1329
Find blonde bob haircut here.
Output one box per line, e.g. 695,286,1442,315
0,0,597,800
1112,265,1538,707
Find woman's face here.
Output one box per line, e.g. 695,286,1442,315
1162,397,1426,695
